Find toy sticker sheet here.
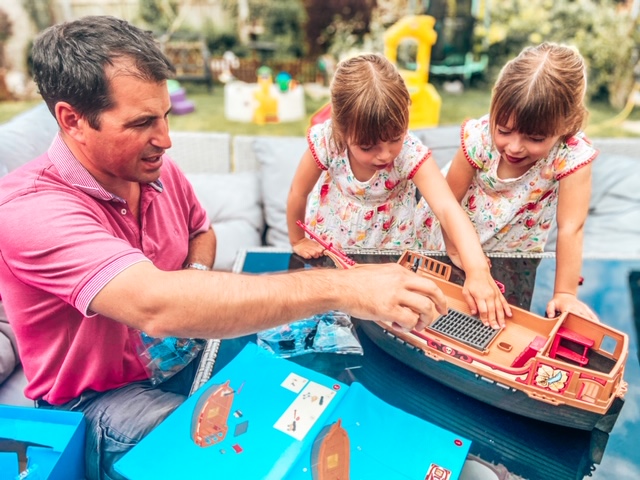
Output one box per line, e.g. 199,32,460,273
274,381,338,440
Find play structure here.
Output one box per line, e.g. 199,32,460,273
384,15,441,129
428,1,490,87
310,15,441,129
167,79,195,115
224,66,305,125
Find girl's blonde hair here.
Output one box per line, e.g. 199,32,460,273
330,53,410,152
490,42,588,140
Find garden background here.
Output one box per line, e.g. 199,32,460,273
1,0,639,137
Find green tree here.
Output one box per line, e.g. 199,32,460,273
22,0,55,31
138,0,180,34
260,0,307,58
486,0,639,108
303,0,376,56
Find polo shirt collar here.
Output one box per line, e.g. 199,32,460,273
48,133,164,202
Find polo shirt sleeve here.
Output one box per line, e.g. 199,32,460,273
0,188,149,316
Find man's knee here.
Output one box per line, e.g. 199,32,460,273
81,385,187,480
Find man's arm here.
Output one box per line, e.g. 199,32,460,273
183,226,216,270
89,262,448,339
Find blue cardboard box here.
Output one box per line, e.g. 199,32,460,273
0,405,85,479
115,343,470,480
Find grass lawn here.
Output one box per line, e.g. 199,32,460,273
2,82,639,138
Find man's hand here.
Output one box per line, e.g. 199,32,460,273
339,263,448,332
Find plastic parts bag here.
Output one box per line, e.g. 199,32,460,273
256,310,363,358
131,331,206,386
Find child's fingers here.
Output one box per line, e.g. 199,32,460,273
500,294,512,319
462,284,505,329
461,288,477,316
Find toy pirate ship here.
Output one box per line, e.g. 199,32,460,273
360,250,628,432
297,223,629,432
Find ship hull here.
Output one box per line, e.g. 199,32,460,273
359,320,624,433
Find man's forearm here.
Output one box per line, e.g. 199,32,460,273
91,262,447,340
183,226,216,269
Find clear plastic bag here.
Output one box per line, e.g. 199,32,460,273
256,310,363,358
131,330,205,386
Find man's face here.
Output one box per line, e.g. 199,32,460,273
79,61,172,192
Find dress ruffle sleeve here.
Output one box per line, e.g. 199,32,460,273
461,115,492,170
553,132,598,180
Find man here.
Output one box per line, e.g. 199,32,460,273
0,16,447,479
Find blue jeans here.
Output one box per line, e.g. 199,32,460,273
37,357,199,480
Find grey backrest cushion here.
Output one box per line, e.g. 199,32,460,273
252,136,308,248
185,171,264,270
0,102,59,176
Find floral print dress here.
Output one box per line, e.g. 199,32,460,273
417,114,597,252
305,120,430,250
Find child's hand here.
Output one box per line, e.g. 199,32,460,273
546,293,599,322
462,271,512,329
292,238,326,259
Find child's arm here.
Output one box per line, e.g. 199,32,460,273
440,148,478,268
445,147,476,202
547,164,599,321
286,149,325,258
413,157,511,328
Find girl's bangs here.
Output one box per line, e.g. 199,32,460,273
347,109,407,146
495,99,563,138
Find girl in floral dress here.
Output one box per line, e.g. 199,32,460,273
287,53,510,327
418,43,598,321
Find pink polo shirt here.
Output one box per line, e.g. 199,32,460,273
0,134,210,405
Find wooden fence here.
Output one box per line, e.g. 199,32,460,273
211,57,319,85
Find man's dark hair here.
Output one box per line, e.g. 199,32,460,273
31,15,176,129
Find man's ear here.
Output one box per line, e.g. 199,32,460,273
55,102,89,143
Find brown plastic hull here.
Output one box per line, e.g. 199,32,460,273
359,320,624,432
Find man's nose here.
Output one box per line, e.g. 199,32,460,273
152,117,172,150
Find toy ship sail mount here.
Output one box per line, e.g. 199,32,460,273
296,223,629,432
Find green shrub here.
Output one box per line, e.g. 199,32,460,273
486,0,638,108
